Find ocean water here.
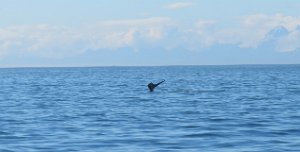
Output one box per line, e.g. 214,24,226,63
1,65,300,152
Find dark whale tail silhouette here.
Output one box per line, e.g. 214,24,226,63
148,79,165,92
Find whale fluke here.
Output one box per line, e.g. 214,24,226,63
148,79,165,92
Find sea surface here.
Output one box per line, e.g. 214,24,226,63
1,65,300,152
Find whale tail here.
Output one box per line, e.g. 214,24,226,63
155,79,165,87
148,79,165,92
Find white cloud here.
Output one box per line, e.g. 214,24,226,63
89,17,173,50
242,14,300,31
99,17,172,27
0,24,86,58
0,17,173,58
276,29,300,52
192,14,300,51
1,14,300,59
234,14,300,48
195,20,216,29
165,2,193,9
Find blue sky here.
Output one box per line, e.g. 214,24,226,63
1,0,300,67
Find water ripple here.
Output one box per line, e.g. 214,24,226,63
0,65,300,151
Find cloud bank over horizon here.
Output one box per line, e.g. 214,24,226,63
1,0,300,66
1,14,300,59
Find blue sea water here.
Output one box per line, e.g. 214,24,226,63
0,65,300,152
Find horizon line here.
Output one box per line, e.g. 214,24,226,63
1,63,300,69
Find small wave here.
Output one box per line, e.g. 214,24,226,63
0,149,15,152
208,118,236,122
182,132,225,138
0,131,11,136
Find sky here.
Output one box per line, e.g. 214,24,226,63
1,0,300,67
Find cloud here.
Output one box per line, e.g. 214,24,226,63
99,17,172,27
165,2,193,9
89,17,174,50
191,14,300,51
276,28,300,52
242,14,300,31
235,14,300,48
1,14,300,59
0,17,173,58
0,24,86,58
